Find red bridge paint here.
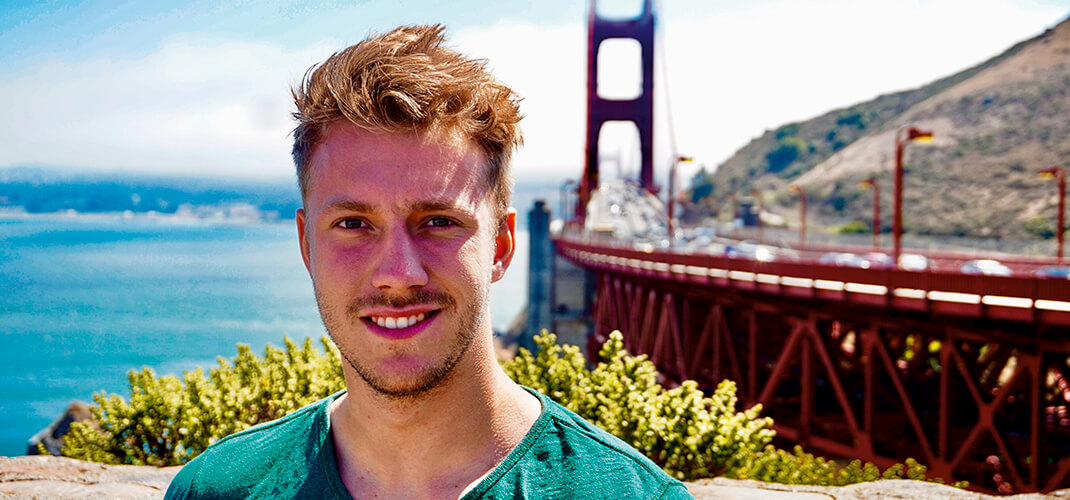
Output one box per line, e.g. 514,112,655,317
572,1,1070,493
557,237,1070,493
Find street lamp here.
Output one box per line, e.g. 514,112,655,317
667,155,693,245
789,185,807,247
1039,166,1066,262
750,189,764,242
893,126,934,265
859,178,880,249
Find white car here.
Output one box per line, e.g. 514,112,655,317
898,253,930,271
961,259,1012,276
727,241,776,262
863,252,894,269
819,252,870,268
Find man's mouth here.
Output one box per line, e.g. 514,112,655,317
363,310,439,330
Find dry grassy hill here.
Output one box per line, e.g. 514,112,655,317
690,15,1070,241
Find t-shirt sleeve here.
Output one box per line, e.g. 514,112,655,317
163,459,200,500
659,482,696,499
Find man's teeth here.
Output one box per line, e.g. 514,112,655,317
372,313,427,329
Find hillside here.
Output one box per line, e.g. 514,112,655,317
689,15,1070,241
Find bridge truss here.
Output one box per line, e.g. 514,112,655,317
559,239,1070,493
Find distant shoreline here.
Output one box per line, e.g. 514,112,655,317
0,207,293,224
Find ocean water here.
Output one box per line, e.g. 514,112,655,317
0,214,528,456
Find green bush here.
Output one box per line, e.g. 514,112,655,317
774,123,800,140
503,331,774,480
766,137,808,173
505,331,962,487
1024,215,1055,239
62,337,343,465
835,108,873,129
729,446,954,486
838,220,870,234
59,330,962,487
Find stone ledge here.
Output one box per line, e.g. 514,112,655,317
688,477,1070,499
2,456,1069,499
0,456,179,499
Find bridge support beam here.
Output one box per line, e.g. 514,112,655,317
523,200,554,351
587,268,1070,494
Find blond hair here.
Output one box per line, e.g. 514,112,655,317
291,24,523,217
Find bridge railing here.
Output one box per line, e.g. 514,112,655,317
556,235,1070,492
556,237,1070,328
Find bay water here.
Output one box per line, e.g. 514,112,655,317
0,214,528,456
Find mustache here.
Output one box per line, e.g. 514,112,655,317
347,289,455,316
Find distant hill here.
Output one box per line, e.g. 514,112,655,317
688,15,1070,240
0,166,301,221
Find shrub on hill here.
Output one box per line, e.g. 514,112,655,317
837,220,871,234
59,331,962,487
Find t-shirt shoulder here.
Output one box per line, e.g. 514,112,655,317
465,387,693,499
542,396,670,478
164,391,343,500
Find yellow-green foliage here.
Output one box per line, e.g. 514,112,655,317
502,330,775,480
62,337,343,465
729,445,965,487
60,330,962,488
503,331,962,486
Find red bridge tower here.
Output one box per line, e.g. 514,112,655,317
578,0,656,221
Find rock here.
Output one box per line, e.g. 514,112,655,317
0,455,180,499
26,401,93,456
686,477,1070,499
2,456,1070,499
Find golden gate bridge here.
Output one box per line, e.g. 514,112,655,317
528,0,1070,493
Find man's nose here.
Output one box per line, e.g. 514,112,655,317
370,224,429,291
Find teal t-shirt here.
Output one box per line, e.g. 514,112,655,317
165,387,692,499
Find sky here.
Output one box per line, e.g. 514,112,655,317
0,0,1067,187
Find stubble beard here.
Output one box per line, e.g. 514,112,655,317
315,284,488,402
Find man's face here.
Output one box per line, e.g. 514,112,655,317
296,123,515,399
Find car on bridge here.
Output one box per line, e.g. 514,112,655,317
960,258,1012,276
726,240,776,262
819,252,870,268
862,252,895,269
855,251,930,271
1036,265,1070,279
898,253,931,271
633,238,670,253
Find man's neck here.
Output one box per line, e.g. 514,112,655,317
329,340,541,499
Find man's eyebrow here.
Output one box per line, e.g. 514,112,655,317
323,200,374,213
413,200,467,213
322,200,474,215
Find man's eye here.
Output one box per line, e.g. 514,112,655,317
427,217,454,228
339,219,367,229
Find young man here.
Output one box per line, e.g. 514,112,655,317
166,24,692,499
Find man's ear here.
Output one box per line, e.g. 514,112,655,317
491,209,517,283
296,208,313,276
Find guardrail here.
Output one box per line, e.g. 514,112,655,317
557,238,1070,328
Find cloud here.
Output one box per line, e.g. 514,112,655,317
0,36,336,178
656,0,1066,182
453,23,587,182
0,0,1064,185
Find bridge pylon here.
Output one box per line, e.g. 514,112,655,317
579,0,656,222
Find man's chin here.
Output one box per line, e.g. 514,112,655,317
354,355,458,400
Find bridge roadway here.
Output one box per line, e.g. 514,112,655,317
555,235,1070,494
559,237,1070,328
